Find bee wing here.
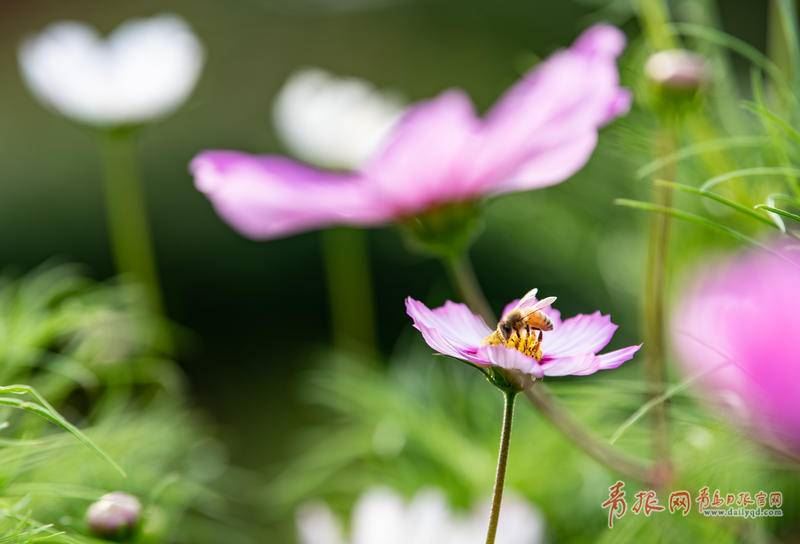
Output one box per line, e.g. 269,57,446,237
510,288,538,313
518,296,557,316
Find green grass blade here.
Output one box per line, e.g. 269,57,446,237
670,22,789,95
614,199,794,260
609,360,731,445
700,166,800,191
636,136,769,179
776,0,800,93
741,101,800,144
655,179,778,228
0,385,125,477
755,204,800,223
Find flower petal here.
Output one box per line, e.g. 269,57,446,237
351,488,407,544
540,354,599,377
273,68,404,170
191,151,389,239
295,503,346,544
542,344,640,376
474,345,544,378
596,344,642,370
470,24,629,195
19,15,204,126
405,297,491,361
542,311,617,358
363,90,481,214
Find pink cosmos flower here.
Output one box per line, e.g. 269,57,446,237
191,24,630,240
406,288,640,389
673,244,800,456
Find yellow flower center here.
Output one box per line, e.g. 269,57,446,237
485,327,544,361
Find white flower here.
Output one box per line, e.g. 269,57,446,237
273,68,405,170
19,14,204,127
296,487,544,544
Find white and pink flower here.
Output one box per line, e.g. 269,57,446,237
406,288,640,386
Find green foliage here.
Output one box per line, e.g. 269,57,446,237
267,349,796,543
266,4,800,543
0,265,263,543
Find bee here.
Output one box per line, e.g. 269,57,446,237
484,289,556,361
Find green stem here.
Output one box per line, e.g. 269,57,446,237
100,130,163,314
636,0,676,49
485,390,515,544
443,253,496,324
320,228,377,357
643,129,674,474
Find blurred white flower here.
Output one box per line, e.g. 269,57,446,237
273,68,405,170
296,487,544,544
19,14,204,127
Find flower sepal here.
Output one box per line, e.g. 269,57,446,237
644,49,710,121
399,201,484,259
487,366,535,394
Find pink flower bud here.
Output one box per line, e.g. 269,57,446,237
86,492,142,538
645,49,710,90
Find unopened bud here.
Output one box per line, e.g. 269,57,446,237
86,492,141,539
645,49,709,91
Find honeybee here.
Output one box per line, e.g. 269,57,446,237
484,289,556,361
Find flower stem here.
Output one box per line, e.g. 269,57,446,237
100,129,163,314
643,128,674,475
485,390,515,544
321,228,377,358
443,253,496,324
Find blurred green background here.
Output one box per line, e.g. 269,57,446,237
1,1,794,541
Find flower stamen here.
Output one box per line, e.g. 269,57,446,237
485,324,544,361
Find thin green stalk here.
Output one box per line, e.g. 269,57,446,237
443,254,496,324
485,390,515,544
636,0,675,49
643,130,674,475
321,228,377,357
100,130,163,313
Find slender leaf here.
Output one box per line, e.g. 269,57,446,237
700,166,800,191
614,199,794,260
609,360,731,445
636,136,768,179
0,385,125,477
670,22,790,96
742,101,800,145
655,179,777,228
755,204,800,223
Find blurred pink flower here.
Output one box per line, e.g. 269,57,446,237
673,244,800,456
191,24,630,240
406,288,640,387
